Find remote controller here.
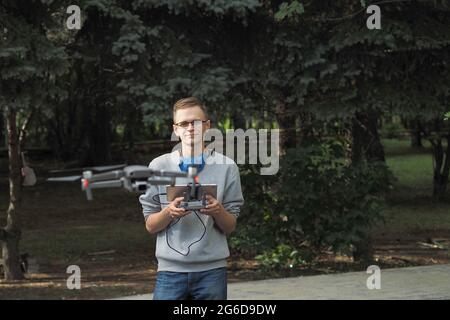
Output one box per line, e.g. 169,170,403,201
180,199,207,210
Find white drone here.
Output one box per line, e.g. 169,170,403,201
48,164,205,209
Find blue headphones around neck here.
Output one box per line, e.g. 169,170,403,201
179,153,206,173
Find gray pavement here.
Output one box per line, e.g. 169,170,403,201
114,264,450,300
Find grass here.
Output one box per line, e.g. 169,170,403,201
380,203,450,234
386,153,433,199
21,222,154,264
382,138,447,156
378,138,450,234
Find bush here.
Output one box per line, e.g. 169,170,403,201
229,164,278,257
255,244,311,271
232,139,394,266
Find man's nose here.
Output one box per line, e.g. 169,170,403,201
187,122,202,131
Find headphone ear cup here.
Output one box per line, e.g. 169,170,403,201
179,161,188,172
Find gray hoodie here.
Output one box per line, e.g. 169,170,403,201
139,149,244,272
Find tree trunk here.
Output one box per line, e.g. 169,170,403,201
91,104,111,165
430,135,450,201
1,107,24,280
297,111,314,145
351,110,385,164
231,110,246,130
123,107,137,150
433,175,449,201
352,236,374,266
275,95,296,154
350,109,385,265
0,110,5,148
410,119,423,148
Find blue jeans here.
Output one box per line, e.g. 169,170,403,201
152,267,227,300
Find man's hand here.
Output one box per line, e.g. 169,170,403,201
200,194,225,218
163,196,191,220
200,195,236,235
145,196,191,234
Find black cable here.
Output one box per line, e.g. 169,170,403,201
152,192,207,256
165,209,207,256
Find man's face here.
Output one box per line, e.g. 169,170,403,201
173,106,210,147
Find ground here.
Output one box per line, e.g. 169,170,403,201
0,138,449,299
119,264,450,300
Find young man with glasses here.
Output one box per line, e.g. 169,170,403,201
139,97,244,300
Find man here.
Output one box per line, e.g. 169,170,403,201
139,97,244,300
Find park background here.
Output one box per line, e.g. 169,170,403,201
0,0,450,299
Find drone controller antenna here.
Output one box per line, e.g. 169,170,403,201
187,164,201,199
81,170,93,200
187,165,198,178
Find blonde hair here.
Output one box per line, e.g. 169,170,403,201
172,97,208,121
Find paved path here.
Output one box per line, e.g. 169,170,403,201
114,264,450,300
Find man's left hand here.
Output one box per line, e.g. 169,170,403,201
200,195,225,218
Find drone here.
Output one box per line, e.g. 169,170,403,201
47,164,208,210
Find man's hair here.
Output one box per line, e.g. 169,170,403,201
172,97,208,121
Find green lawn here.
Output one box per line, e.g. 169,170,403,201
20,222,154,264
379,138,450,234
381,203,450,234
386,153,433,196
382,138,446,156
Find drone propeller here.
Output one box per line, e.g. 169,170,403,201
47,164,128,183
48,164,127,174
47,175,82,182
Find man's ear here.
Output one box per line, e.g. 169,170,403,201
173,124,181,137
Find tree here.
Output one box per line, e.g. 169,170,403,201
0,0,68,280
413,118,450,201
267,0,450,262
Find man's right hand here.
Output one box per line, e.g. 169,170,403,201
164,196,191,220
146,197,191,234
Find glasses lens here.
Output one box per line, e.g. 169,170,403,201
177,120,207,128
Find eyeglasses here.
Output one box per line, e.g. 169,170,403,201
174,120,209,128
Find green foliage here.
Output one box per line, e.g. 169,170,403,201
233,139,394,267
0,0,69,111
229,164,278,256
79,0,263,124
444,112,450,121
276,140,392,253
307,1,450,122
11,0,449,153
274,1,304,22
255,244,310,270
132,0,261,17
